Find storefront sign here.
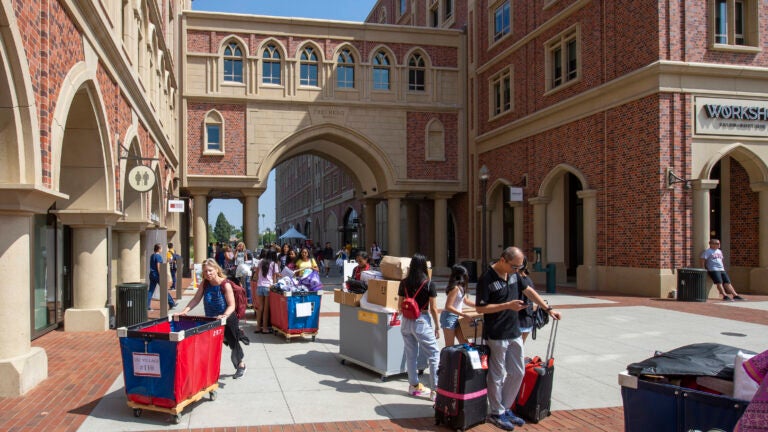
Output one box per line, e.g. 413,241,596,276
695,96,768,137
128,165,156,192
168,199,185,213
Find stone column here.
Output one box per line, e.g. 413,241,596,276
508,201,524,247
243,191,260,250
432,195,449,275
114,222,144,283
364,199,377,252
576,189,598,291
387,195,403,256
750,182,768,293
406,202,419,257
191,190,209,264
529,197,550,263
691,180,719,267
57,211,121,332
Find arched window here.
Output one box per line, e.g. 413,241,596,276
204,110,224,153
300,47,319,87
426,119,445,161
223,41,243,82
262,44,281,85
372,51,391,90
408,53,425,91
337,49,355,89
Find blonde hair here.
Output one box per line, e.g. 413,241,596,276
201,258,225,280
237,242,245,250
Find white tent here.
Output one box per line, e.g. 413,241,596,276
278,227,307,240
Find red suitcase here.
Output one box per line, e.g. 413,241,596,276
513,319,558,423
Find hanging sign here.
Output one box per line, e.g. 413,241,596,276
508,186,524,202
168,199,185,213
128,165,156,193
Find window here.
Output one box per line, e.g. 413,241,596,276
546,28,579,91
713,0,757,47
300,47,318,87
400,0,407,15
491,69,511,115
204,111,224,153
337,49,355,89
262,44,282,85
444,0,453,20
408,54,425,91
223,42,243,83
372,51,390,91
493,1,511,42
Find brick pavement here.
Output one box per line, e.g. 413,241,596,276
1,280,765,432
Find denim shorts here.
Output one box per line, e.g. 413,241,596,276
439,311,460,330
519,326,532,334
256,285,270,297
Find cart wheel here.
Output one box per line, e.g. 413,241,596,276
286,337,291,343
340,359,346,365
209,390,217,401
311,335,316,341
133,408,142,418
380,375,387,382
172,414,181,424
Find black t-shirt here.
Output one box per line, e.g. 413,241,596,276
323,247,334,260
398,279,437,310
476,266,521,340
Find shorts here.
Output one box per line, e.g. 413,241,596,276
439,311,460,330
519,326,532,334
708,271,731,285
256,285,270,297
324,259,333,269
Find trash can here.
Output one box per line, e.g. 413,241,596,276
116,282,148,327
461,260,478,283
676,268,708,302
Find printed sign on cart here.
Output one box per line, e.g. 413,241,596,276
133,353,161,377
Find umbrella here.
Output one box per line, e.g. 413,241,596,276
278,227,307,240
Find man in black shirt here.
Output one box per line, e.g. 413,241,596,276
322,242,334,277
476,247,561,430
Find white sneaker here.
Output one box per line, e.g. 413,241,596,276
408,383,426,396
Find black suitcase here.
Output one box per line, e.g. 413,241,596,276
513,319,558,423
434,318,489,431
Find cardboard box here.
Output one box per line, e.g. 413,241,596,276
379,256,432,280
458,308,484,341
333,289,363,307
360,269,383,283
367,279,400,310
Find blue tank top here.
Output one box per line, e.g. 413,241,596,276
203,283,227,317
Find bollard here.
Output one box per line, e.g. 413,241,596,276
545,263,556,293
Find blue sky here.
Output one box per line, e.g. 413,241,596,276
200,0,378,233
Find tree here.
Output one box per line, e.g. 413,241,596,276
213,212,234,243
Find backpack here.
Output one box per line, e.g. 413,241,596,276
400,279,428,320
225,278,248,320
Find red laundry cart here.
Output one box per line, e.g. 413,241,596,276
117,315,224,423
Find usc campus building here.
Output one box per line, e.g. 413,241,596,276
1,0,767,397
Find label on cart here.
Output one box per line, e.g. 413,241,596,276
357,310,379,325
296,302,313,317
133,353,161,377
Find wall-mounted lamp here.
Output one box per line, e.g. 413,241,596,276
667,168,691,189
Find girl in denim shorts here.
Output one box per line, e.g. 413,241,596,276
439,264,476,346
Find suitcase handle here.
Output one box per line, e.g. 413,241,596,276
545,319,558,363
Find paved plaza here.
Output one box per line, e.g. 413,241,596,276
1,275,766,432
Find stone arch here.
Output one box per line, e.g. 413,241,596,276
538,163,590,197
256,124,397,197
294,40,324,62
333,43,362,64
425,117,445,161
0,2,41,185
403,46,432,68
325,211,339,248
698,143,768,183
257,37,287,58
368,44,397,66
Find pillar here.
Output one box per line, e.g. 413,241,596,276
243,192,260,250
387,195,402,256
691,180,719,267
191,190,209,264
364,199,377,252
750,182,768,293
433,195,448,275
576,189,597,291
406,202,419,256
114,223,144,283
529,197,550,263
508,201,524,247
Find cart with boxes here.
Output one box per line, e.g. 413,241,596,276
117,315,224,424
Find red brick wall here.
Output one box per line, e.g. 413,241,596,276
406,112,459,180
186,102,246,176
729,161,759,267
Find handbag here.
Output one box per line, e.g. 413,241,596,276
530,301,550,340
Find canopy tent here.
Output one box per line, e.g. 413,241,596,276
278,227,307,240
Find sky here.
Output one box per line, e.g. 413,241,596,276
200,0,378,233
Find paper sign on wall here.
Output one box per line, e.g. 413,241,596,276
168,199,185,213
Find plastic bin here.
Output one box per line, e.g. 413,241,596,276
677,268,708,302
116,282,148,327
117,315,224,423
269,289,322,341
461,260,478,283
619,371,748,432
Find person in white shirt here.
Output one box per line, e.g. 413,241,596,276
370,242,382,266
700,239,746,301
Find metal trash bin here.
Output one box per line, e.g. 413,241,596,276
461,260,478,283
117,282,148,327
676,268,708,302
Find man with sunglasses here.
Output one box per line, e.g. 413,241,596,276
700,239,745,301
476,246,561,430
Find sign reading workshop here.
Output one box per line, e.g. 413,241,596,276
696,96,768,137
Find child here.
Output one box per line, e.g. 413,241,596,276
439,264,475,346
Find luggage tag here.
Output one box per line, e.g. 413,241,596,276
466,346,483,370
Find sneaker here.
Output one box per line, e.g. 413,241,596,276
503,410,526,426
233,365,246,379
723,296,734,301
733,295,746,301
430,390,437,402
487,414,516,431
408,383,426,396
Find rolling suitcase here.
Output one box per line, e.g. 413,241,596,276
434,318,489,431
512,319,559,423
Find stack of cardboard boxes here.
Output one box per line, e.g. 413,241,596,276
333,256,432,310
